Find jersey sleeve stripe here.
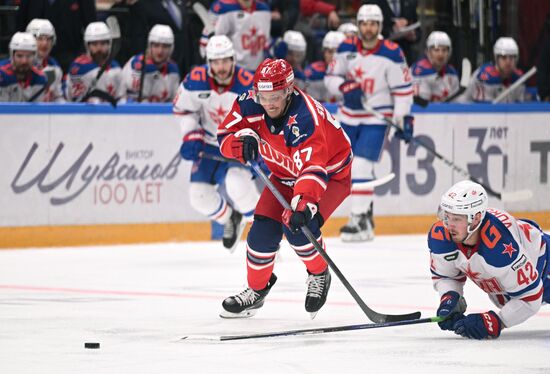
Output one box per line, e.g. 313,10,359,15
520,287,544,302
508,278,541,297
296,175,327,190
391,90,414,96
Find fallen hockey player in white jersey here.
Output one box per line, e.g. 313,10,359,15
173,35,260,252
430,180,550,339
65,22,125,103
122,24,180,103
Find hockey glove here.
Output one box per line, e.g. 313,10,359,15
282,195,318,234
180,130,205,161
229,128,260,164
453,311,503,340
393,115,414,143
436,291,467,331
339,81,364,110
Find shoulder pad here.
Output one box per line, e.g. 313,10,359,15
412,58,435,76
212,0,242,14
338,37,359,53
232,66,254,92
167,61,180,74
478,213,520,267
183,65,210,90
378,41,407,63
283,92,316,146
47,56,60,67
446,64,458,75
305,61,326,80
255,1,270,11
477,63,501,83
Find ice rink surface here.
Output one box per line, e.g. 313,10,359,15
1,235,549,374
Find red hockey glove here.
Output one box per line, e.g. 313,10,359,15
282,195,318,234
228,128,260,164
453,311,503,340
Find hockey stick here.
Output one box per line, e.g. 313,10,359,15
249,161,421,323
443,58,471,103
200,152,396,191
352,173,395,191
182,316,443,341
492,66,537,103
28,70,55,102
192,2,215,35
362,102,533,202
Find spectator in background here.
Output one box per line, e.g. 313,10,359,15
267,0,300,39
305,30,345,102
65,22,125,103
0,32,48,102
122,24,180,102
461,37,526,103
361,0,420,64
300,0,340,30
411,31,459,102
26,19,65,102
537,36,550,101
16,0,97,72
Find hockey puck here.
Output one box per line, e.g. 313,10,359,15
84,342,100,349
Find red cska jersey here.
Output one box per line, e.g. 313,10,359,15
218,88,352,203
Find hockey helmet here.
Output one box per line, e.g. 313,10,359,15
84,22,112,55
337,23,358,37
426,31,451,51
439,180,488,225
253,58,294,93
322,31,346,50
9,32,37,62
26,18,56,45
148,24,174,45
357,4,383,25
283,30,307,53
206,35,235,61
493,37,519,59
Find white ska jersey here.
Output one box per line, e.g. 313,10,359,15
173,64,254,145
461,62,525,103
325,37,413,126
121,54,180,102
212,0,271,71
411,56,459,102
428,209,549,328
0,63,48,102
65,54,125,103
37,56,65,102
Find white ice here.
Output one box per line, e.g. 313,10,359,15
0,235,548,374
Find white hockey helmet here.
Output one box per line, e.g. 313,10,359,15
26,18,56,45
357,4,383,25
426,31,451,51
148,24,174,45
493,37,519,59
283,30,307,52
206,35,235,61
84,22,112,54
337,23,358,37
322,31,346,50
9,32,37,62
439,180,488,227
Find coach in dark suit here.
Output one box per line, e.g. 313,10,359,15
16,0,97,72
362,0,420,64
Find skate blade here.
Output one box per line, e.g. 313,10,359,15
309,311,318,320
340,232,374,242
219,308,258,319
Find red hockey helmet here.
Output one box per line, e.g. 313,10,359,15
253,58,295,92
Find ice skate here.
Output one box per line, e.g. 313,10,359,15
340,202,375,242
305,268,331,319
222,209,246,253
220,273,277,318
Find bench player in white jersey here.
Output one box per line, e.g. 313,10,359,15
411,31,459,102
337,23,358,38
173,35,260,252
122,25,180,103
26,19,64,102
325,4,413,242
305,31,346,103
217,58,352,318
430,181,550,339
0,32,48,102
271,30,307,90
210,0,271,71
461,37,525,103
65,22,125,103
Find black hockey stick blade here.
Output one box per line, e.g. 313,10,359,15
413,95,429,107
182,316,441,341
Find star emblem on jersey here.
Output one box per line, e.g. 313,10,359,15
518,222,532,242
501,242,517,258
208,105,228,126
464,263,480,281
354,66,364,79
286,114,298,128
250,26,257,36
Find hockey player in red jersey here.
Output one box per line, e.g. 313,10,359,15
430,181,550,339
217,58,353,318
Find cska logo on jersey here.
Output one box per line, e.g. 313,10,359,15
208,105,228,126
241,26,266,57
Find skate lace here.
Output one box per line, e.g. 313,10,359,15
235,288,260,306
306,274,325,298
